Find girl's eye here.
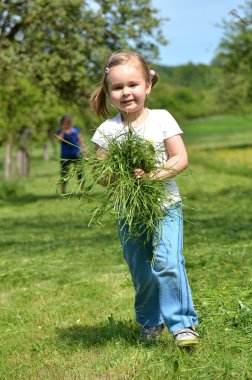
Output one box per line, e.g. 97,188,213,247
112,83,138,90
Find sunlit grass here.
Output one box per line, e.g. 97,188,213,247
0,115,252,379
183,114,252,148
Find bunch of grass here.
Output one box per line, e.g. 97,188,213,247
76,128,174,242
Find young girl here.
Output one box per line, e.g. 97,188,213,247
56,114,88,194
90,51,199,347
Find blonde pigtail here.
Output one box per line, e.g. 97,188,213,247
151,72,159,88
90,84,109,117
149,69,159,88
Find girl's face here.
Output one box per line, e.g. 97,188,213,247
107,63,151,120
62,118,72,129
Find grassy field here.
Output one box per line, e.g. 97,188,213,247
1,115,252,379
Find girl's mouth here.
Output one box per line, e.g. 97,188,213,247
121,99,134,104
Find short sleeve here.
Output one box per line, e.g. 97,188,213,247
91,124,109,149
91,115,123,149
161,110,183,140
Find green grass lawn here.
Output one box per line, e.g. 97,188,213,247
1,115,252,379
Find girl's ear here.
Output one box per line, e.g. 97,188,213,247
146,82,152,96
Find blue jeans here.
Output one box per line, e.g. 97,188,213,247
60,156,83,184
118,202,198,332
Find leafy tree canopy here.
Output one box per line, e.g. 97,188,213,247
212,0,252,109
0,0,167,105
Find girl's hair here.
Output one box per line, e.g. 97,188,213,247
60,114,72,125
90,50,159,117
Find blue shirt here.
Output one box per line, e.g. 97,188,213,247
57,127,81,159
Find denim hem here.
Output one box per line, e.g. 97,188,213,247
136,317,165,327
168,320,199,333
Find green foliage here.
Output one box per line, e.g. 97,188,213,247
1,0,251,152
213,0,252,112
147,82,210,122
76,129,171,242
107,129,157,173
152,4,252,118
0,75,46,140
0,0,167,146
157,63,215,90
0,0,166,102
144,62,220,121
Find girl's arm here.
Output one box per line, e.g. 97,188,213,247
55,129,65,142
78,133,89,155
133,135,188,180
95,144,107,158
94,144,111,187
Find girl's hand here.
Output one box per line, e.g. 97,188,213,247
132,136,188,181
132,168,165,180
132,168,147,179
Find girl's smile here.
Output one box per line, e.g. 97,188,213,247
107,64,151,122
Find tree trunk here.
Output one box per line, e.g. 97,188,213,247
16,127,31,176
4,134,13,179
43,141,50,161
16,149,30,176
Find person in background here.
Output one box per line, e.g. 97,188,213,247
56,114,88,194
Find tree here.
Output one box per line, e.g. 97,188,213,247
0,0,167,104
0,0,167,178
213,1,252,111
157,63,214,90
0,73,46,177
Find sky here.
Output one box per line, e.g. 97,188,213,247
152,0,242,66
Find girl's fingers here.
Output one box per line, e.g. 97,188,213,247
133,168,144,175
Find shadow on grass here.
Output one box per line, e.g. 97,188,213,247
187,212,251,241
0,193,59,203
56,319,195,351
0,192,90,204
196,142,252,151
0,190,103,205
56,317,139,347
184,185,252,244
35,172,58,178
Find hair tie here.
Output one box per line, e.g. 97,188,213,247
105,67,110,74
149,69,156,78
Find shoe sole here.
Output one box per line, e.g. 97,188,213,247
176,339,198,348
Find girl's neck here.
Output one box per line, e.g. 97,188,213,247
64,126,73,132
121,108,148,127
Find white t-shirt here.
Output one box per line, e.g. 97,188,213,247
91,109,183,205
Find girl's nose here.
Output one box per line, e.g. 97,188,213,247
122,87,130,96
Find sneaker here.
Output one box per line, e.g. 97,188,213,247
173,327,199,347
140,323,165,341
